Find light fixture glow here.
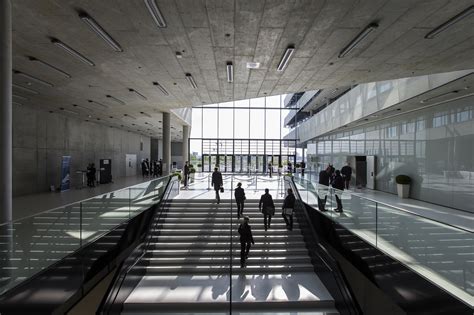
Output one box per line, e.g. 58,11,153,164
13,70,54,87
128,88,147,100
79,12,123,52
28,56,71,78
13,83,39,95
226,62,233,83
153,81,169,95
51,38,95,66
106,94,126,105
185,73,197,89
88,99,109,108
144,0,167,28
277,46,295,71
338,22,378,58
425,6,474,39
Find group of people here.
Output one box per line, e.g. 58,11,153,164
237,187,296,268
86,163,96,187
267,161,306,178
141,158,163,178
317,162,352,213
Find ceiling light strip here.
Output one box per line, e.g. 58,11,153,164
185,73,197,89
28,56,71,78
106,94,126,105
13,102,23,106
13,94,29,101
13,83,39,95
128,88,147,100
60,107,79,115
338,22,379,58
420,90,460,103
153,81,169,95
277,46,295,71
226,62,233,82
425,6,474,39
13,70,54,87
140,111,152,118
88,99,109,108
51,38,95,66
123,113,137,120
79,12,123,52
144,0,167,28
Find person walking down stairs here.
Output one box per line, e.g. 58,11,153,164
238,216,255,268
259,188,275,231
282,188,296,230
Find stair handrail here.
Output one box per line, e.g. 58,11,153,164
97,174,180,315
283,175,361,314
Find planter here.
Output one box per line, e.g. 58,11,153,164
189,172,195,183
397,184,410,198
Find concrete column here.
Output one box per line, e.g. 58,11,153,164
162,112,171,175
182,125,189,164
0,0,12,223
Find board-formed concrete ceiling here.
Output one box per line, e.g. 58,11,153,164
11,0,474,137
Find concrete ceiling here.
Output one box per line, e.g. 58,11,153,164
11,0,474,137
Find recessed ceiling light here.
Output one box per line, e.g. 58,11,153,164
13,70,54,87
277,45,295,71
13,83,39,95
51,38,95,66
28,56,72,78
246,62,261,69
79,12,123,52
144,0,167,28
425,6,474,39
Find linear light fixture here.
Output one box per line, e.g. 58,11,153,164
13,102,23,106
140,111,152,118
425,6,474,39
60,107,79,115
226,62,233,83
13,70,54,87
144,0,167,28
28,56,71,78
420,90,460,103
13,83,39,95
152,81,169,95
128,88,147,100
277,45,295,71
13,94,29,101
51,38,95,66
88,99,109,108
338,22,378,58
106,94,126,105
185,73,197,89
79,12,123,52
123,113,137,120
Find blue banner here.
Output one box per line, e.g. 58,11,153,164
60,156,71,192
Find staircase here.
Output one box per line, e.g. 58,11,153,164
122,199,338,314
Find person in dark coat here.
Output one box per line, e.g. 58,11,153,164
158,159,163,176
282,188,296,230
211,167,223,204
287,162,293,173
238,216,254,268
318,168,330,211
341,162,352,189
234,182,246,219
183,161,190,189
141,159,148,178
332,170,345,213
259,188,275,231
300,161,306,177
268,162,273,178
86,163,93,187
145,159,150,177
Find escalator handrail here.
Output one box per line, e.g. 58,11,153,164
98,175,179,315
284,175,361,315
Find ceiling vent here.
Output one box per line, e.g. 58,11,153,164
246,62,261,69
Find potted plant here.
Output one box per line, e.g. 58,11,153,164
189,165,196,183
396,175,411,198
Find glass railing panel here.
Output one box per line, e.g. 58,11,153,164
376,204,474,302
129,178,167,215
0,203,81,294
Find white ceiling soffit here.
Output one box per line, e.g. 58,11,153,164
10,0,474,134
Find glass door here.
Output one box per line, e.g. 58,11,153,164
202,155,211,172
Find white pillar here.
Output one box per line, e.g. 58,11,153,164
162,112,171,175
182,125,189,164
0,0,12,223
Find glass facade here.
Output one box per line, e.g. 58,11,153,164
190,95,299,172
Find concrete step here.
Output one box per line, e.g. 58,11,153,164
148,235,305,242
144,248,310,257
137,263,315,274
150,241,309,249
141,256,312,265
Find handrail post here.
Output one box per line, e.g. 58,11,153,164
229,175,233,313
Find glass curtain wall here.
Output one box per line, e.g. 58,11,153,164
190,95,298,173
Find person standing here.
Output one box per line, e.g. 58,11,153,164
341,162,352,190
145,158,150,177
141,159,147,178
259,188,275,231
268,162,272,178
158,159,163,176
211,167,223,204
238,216,254,268
318,167,330,211
90,163,96,187
287,161,292,173
234,182,246,219
86,163,93,187
332,170,345,213
183,161,190,189
301,161,306,177
282,188,296,230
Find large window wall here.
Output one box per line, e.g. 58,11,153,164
190,95,298,172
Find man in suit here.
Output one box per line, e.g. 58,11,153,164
234,182,246,219
332,170,345,213
318,167,330,211
211,167,223,204
183,161,190,189
341,162,353,189
259,188,275,231
238,216,254,268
